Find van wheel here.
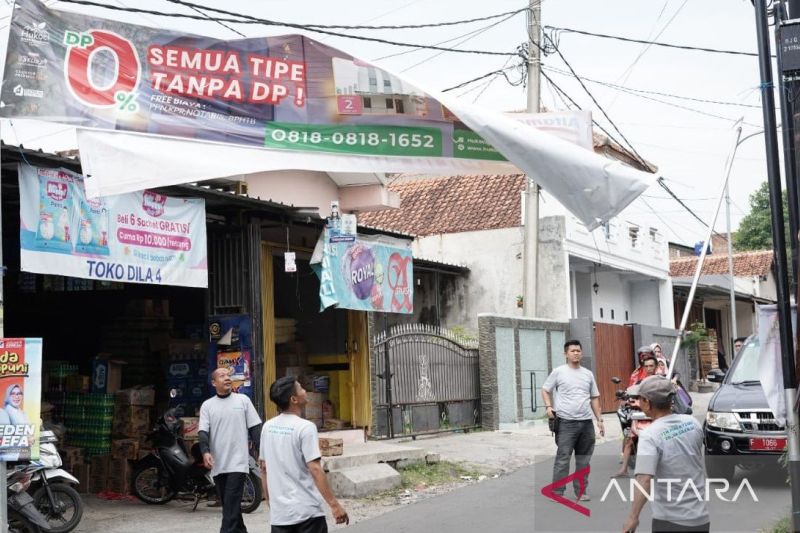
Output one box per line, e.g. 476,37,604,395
705,456,735,480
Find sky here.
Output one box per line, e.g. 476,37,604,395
0,0,779,247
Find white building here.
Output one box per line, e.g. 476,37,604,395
359,172,673,332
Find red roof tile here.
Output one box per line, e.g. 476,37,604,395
358,174,525,236
669,250,774,277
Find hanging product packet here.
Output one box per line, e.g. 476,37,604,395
73,180,111,256
34,168,76,253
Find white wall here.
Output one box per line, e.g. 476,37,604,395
245,170,338,218
631,280,661,327
414,227,524,332
573,271,593,319
593,271,631,324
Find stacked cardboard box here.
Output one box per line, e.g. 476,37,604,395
111,438,140,461
60,446,84,473
89,455,109,493
113,405,151,437
107,459,132,494
319,437,343,457
73,464,91,494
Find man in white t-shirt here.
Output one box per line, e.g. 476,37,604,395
623,375,710,533
198,368,262,533
260,376,348,533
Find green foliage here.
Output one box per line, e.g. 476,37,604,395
734,182,788,251
398,461,485,489
681,322,710,348
765,516,791,533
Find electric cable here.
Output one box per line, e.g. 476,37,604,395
545,25,769,58
55,0,520,56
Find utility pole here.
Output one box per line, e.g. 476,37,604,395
754,2,800,531
522,0,541,317
725,182,737,351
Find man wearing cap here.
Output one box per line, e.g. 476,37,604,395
623,375,709,533
542,339,604,502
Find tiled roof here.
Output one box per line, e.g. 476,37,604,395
357,174,525,236
669,250,774,277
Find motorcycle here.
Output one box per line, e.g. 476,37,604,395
131,406,262,513
6,464,52,533
611,377,653,471
23,429,83,533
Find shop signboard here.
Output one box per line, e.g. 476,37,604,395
19,165,208,288
312,230,413,314
0,338,42,462
0,0,652,233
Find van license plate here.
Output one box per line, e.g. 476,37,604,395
749,437,786,451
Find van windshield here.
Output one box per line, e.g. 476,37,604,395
728,339,760,384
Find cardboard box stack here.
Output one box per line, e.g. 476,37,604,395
165,340,208,417
319,437,343,457
107,458,133,494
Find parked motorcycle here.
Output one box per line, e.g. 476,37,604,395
23,429,83,533
7,465,52,533
132,406,262,513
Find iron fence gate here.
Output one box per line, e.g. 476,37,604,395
372,324,480,439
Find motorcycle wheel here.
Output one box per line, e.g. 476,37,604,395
132,465,176,504
240,473,262,514
32,483,83,533
8,509,42,533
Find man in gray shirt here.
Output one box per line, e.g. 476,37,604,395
260,376,348,532
623,375,709,532
199,368,262,533
542,339,604,501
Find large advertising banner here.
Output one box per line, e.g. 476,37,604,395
0,338,42,462
19,165,208,288
312,230,413,314
1,0,497,159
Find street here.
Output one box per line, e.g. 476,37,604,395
344,439,790,533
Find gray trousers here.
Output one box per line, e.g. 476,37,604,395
551,419,595,495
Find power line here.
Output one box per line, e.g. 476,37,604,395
545,25,769,58
176,2,246,37
541,33,651,170
400,11,520,73
55,0,520,56
543,65,761,109
442,64,522,92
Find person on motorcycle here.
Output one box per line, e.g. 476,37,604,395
628,346,656,387
614,355,657,478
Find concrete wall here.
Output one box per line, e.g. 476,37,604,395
593,271,630,324
573,272,593,319
631,280,661,328
415,227,523,331
537,216,571,321
245,170,339,218
478,314,570,430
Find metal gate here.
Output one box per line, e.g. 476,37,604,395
372,324,480,439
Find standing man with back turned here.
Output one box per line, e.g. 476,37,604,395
542,339,604,501
199,367,262,533
260,376,348,533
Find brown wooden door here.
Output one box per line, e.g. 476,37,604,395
593,322,635,412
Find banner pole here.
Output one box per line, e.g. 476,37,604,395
0,121,7,533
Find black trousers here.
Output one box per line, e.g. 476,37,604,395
214,472,247,533
551,419,595,495
652,518,710,532
271,516,327,533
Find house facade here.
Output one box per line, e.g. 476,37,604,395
359,173,673,333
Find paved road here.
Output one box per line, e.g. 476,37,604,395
344,438,790,533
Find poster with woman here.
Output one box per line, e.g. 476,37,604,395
0,338,42,462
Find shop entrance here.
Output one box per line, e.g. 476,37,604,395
261,245,370,429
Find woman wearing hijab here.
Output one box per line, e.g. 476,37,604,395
4,384,28,425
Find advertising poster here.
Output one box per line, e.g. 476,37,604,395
19,165,208,288
208,315,253,399
312,230,413,314
0,338,42,462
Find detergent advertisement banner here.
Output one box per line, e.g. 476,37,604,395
19,165,208,288
312,230,413,314
0,338,42,462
